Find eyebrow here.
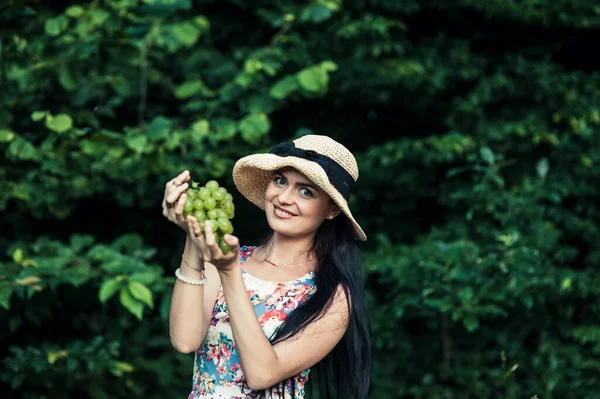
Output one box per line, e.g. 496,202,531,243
274,172,320,192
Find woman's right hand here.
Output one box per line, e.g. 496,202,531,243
162,170,191,231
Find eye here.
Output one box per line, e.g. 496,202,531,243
274,176,286,186
299,188,313,198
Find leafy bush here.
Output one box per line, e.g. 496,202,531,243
2,0,599,398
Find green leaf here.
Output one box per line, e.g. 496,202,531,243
8,137,37,160
171,22,201,47
65,5,85,18
244,59,263,74
45,114,73,133
146,116,172,140
128,281,154,308
112,234,144,251
302,4,333,23
90,9,110,26
297,66,325,92
70,235,95,252
246,94,277,114
59,66,77,91
320,60,338,72
270,76,299,100
193,15,210,30
297,63,336,94
192,119,210,137
114,361,134,373
0,129,15,143
45,16,69,36
0,287,12,310
480,146,495,164
31,111,47,122
537,157,549,179
174,81,204,99
119,287,144,320
239,114,271,143
129,271,157,285
13,248,24,264
463,315,479,332
458,287,474,303
212,118,236,139
125,134,148,153
47,350,68,365
140,0,191,16
99,279,121,303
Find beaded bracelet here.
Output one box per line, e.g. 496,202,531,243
175,268,207,285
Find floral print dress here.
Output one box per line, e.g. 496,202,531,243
188,246,317,399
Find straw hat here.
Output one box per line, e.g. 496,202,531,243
232,134,366,241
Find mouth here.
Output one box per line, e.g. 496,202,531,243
273,204,296,218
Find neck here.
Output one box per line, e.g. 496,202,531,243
262,232,315,266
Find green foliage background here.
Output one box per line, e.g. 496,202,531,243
2,0,600,398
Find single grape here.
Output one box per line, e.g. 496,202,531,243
226,210,235,220
193,199,204,210
184,199,194,212
204,197,217,210
194,209,206,222
216,209,228,219
206,180,219,192
224,193,233,202
186,188,197,199
217,217,229,231
207,209,219,220
198,187,210,200
213,187,227,201
218,218,233,234
192,182,199,189
220,201,234,213
218,238,232,254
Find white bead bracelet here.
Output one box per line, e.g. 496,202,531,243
175,268,207,285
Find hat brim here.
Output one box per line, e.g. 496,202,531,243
232,154,367,241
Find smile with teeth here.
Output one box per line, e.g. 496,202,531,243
274,206,295,217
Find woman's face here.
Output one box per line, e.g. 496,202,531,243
264,167,339,239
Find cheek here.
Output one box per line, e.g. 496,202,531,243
264,184,278,202
299,199,330,219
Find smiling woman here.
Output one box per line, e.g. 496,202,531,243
263,168,341,242
164,135,372,399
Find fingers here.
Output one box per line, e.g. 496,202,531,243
164,170,190,199
223,234,240,252
187,217,211,259
173,193,187,224
167,170,190,188
187,215,203,237
174,170,190,187
204,220,217,247
204,222,239,259
166,182,189,206
163,170,190,217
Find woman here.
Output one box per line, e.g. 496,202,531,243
163,135,372,398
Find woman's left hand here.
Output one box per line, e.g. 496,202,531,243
200,220,241,275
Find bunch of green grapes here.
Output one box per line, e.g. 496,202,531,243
183,180,235,254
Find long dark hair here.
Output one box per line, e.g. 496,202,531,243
262,213,372,399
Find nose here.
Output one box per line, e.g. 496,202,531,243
277,185,294,205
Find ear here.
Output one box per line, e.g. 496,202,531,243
327,205,342,220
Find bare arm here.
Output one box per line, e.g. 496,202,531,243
169,238,222,354
219,268,349,390
162,170,223,354
169,239,221,353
